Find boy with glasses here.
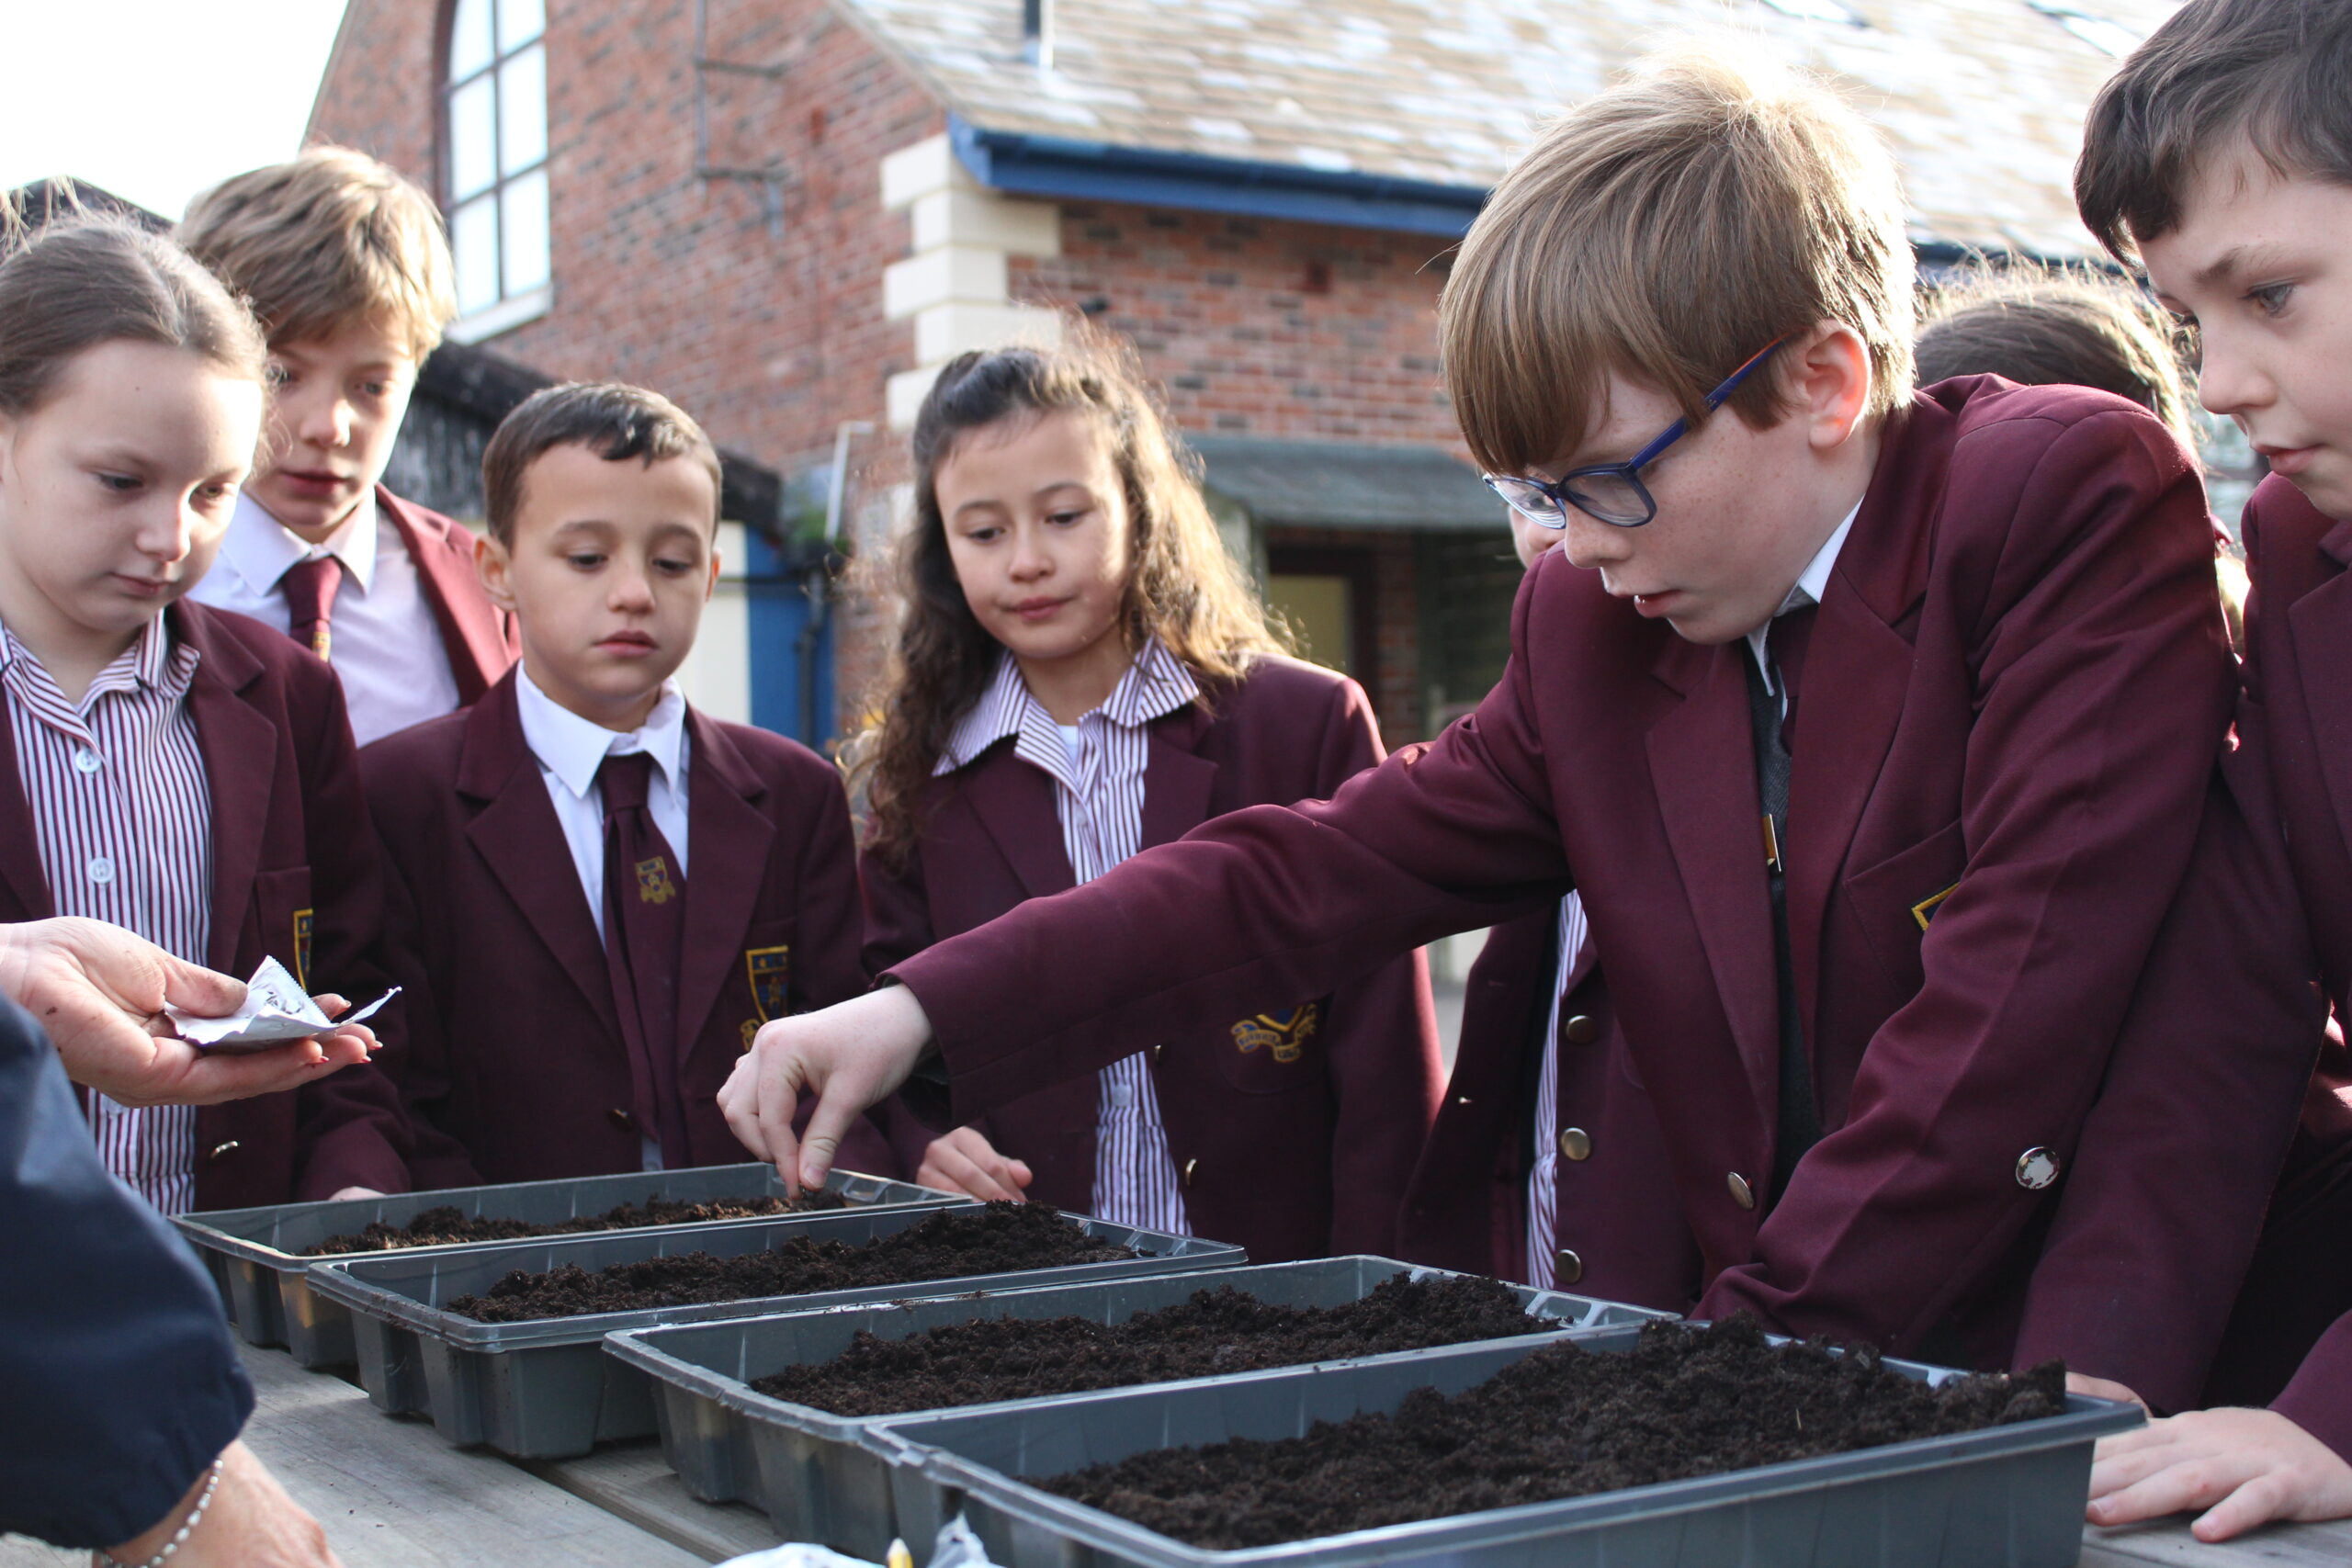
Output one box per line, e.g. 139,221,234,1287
727,51,2272,1385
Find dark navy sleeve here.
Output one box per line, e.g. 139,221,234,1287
0,994,253,1548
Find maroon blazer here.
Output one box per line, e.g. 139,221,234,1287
2222,475,2352,1455
375,486,519,704
0,603,408,1207
1398,912,1701,1311
893,379,2239,1361
364,670,886,1188
868,656,1443,1264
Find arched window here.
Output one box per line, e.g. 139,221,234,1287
445,0,550,333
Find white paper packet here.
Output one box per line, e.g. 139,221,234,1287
165,956,399,1053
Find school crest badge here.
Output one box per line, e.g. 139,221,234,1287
292,908,314,991
1911,881,1960,932
743,945,791,1024
1230,1002,1320,1064
636,856,677,905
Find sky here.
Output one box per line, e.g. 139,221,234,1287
0,1,352,221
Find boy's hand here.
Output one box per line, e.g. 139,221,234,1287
0,918,375,1107
2088,1407,2352,1540
916,1126,1033,1202
103,1440,340,1568
719,986,933,1193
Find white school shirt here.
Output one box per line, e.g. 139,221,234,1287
936,641,1201,1235
514,666,691,1170
1,617,211,1214
188,490,463,746
1522,894,1591,1291
1746,502,1859,700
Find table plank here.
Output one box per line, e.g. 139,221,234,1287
2079,1517,2352,1566
525,1438,784,1562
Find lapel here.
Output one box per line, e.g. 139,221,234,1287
2290,517,2352,854
1643,633,1781,1117
1781,424,1933,1029
177,608,278,973
1138,703,1217,851
378,487,512,703
0,701,51,920
956,745,1078,900
456,675,620,1030
673,709,773,1052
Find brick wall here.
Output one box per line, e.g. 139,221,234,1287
1010,204,1465,455
310,0,936,493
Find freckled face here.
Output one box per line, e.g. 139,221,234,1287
2138,143,2352,519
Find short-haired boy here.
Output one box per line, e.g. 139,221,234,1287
2071,0,2352,1540
180,146,517,746
734,51,2262,1387
365,383,886,1184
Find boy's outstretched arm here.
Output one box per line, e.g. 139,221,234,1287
720,983,933,1191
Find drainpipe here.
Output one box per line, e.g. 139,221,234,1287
1022,0,1055,70
799,419,873,745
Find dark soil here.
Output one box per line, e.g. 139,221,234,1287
447,1201,1133,1323
754,1274,1546,1416
1036,1317,2068,1550
302,1190,845,1257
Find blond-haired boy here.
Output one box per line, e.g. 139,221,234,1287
180,145,515,745
731,51,2258,1391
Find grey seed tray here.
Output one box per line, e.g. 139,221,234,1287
304,1202,1240,1458
175,1163,953,1368
604,1256,1674,1562
873,1324,2145,1568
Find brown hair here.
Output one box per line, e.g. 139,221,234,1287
178,145,458,358
481,382,724,547
853,333,1286,866
1916,265,2197,448
2077,0,2352,260
1441,49,1915,479
0,212,267,418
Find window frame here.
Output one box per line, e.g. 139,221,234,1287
438,0,553,342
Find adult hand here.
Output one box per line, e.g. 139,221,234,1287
2087,1406,2352,1541
916,1125,1033,1202
102,1440,340,1568
719,985,933,1193
0,918,376,1108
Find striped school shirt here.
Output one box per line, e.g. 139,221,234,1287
1524,892,1591,1292
936,640,1201,1235
1,617,212,1214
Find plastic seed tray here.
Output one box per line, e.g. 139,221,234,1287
604,1256,1674,1562
871,1325,2145,1568
175,1163,954,1369
304,1202,1241,1458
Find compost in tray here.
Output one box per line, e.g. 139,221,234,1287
447,1201,1134,1322
301,1190,847,1257
753,1274,1547,1416
1034,1316,2068,1550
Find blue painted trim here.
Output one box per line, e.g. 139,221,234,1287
949,116,1487,237
741,531,834,744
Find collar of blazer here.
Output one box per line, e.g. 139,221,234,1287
1634,391,1943,1108
2280,501,2352,862
375,485,515,704
937,693,1222,904
452,669,775,1054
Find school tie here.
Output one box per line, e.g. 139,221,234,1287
597,751,693,1168
1744,607,1821,1202
279,556,344,663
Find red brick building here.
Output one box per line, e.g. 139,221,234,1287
308,0,2168,748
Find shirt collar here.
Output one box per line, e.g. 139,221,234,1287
934,640,1202,776
514,662,689,802
223,488,380,596
0,614,197,705
1746,499,1860,675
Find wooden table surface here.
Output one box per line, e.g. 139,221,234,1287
8,1344,2352,1566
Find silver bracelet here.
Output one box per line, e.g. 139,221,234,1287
97,1456,224,1568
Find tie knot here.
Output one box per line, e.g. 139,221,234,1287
597,750,659,814
280,556,344,619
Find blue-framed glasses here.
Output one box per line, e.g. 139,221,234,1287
1483,340,1786,529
